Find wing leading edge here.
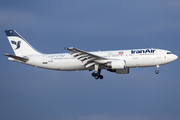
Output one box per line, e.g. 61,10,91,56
66,47,109,68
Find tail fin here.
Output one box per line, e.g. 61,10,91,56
5,30,42,56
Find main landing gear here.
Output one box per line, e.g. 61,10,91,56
91,64,103,80
92,69,103,80
155,65,159,74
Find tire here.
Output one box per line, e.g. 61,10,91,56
99,75,103,79
155,70,159,74
95,75,99,79
92,72,96,77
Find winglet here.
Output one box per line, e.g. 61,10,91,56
65,47,74,50
64,47,68,50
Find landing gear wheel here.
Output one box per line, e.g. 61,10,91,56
155,65,160,74
99,75,103,79
155,70,159,74
91,69,104,80
95,75,99,80
92,72,96,77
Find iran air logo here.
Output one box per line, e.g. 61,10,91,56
11,41,21,50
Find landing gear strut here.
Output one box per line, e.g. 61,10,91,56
92,69,103,80
155,65,159,74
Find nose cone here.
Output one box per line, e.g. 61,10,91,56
175,54,178,60
172,54,178,61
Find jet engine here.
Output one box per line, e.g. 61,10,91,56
105,60,126,69
107,68,130,74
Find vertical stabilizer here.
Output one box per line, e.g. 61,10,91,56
5,30,42,56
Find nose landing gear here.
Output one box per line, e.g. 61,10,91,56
155,65,159,74
155,70,159,74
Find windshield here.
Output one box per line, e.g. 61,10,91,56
167,52,172,54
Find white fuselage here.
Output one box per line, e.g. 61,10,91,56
23,48,177,71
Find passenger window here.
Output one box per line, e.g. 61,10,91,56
167,52,172,54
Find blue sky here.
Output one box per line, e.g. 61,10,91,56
0,0,180,120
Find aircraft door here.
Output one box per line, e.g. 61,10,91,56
42,55,48,64
132,54,138,59
156,51,161,58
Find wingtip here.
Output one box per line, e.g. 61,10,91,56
64,47,74,50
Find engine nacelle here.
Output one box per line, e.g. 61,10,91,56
107,68,130,74
106,60,126,69
116,68,129,74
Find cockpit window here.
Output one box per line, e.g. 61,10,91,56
167,52,172,54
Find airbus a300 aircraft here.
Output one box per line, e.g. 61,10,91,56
4,30,178,79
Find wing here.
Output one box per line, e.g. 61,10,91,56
66,47,109,68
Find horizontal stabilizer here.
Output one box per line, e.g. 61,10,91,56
4,53,29,62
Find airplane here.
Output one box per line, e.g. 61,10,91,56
4,30,178,79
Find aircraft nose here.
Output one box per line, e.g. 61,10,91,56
172,54,178,61
175,54,178,60
168,54,178,62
